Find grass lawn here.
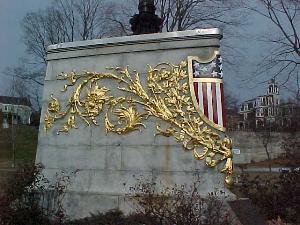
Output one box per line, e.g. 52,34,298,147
0,125,38,167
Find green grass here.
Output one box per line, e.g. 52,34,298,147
0,125,38,166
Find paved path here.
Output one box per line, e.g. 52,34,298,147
242,167,300,173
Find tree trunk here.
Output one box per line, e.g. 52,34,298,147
265,145,272,172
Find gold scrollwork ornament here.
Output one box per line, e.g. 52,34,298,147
44,61,234,187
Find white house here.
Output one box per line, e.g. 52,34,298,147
239,79,280,129
0,96,32,126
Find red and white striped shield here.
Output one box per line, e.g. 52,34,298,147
188,55,226,132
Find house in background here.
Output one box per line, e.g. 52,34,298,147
237,79,300,131
239,79,281,129
279,102,300,130
0,96,32,127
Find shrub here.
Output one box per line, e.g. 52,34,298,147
0,163,72,225
129,179,233,225
0,164,235,225
267,217,289,225
67,210,157,225
66,178,235,225
240,171,300,223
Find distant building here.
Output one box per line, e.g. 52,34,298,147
239,79,281,129
0,96,32,127
226,107,240,131
279,102,300,130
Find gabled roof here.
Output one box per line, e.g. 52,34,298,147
0,96,31,107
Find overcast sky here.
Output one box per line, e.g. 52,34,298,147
0,0,51,95
0,0,285,102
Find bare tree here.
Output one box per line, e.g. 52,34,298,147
103,1,135,36
155,0,247,65
9,0,247,112
20,0,247,82
154,0,245,32
5,0,127,112
4,58,43,110
22,0,111,66
225,89,239,110
255,124,274,172
5,59,44,86
248,0,300,100
108,0,246,34
105,0,247,68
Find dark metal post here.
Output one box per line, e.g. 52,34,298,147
130,0,163,35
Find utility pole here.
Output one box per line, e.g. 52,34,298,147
130,0,163,35
11,74,16,168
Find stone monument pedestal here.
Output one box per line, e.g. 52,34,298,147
36,29,235,219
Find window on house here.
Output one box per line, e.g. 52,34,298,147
249,102,254,109
269,108,272,116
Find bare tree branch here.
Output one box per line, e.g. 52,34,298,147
21,0,114,66
247,0,300,97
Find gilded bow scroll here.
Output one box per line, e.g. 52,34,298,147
44,60,234,187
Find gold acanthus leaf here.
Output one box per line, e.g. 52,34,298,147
112,106,147,134
44,61,234,187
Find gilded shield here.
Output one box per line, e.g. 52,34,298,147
188,52,226,132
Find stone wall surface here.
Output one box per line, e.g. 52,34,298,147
36,29,234,219
230,131,300,164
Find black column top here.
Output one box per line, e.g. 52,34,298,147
130,0,163,35
138,0,155,13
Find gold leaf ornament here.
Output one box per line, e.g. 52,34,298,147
44,61,234,186
44,114,55,132
83,85,111,123
112,106,147,134
48,95,60,113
